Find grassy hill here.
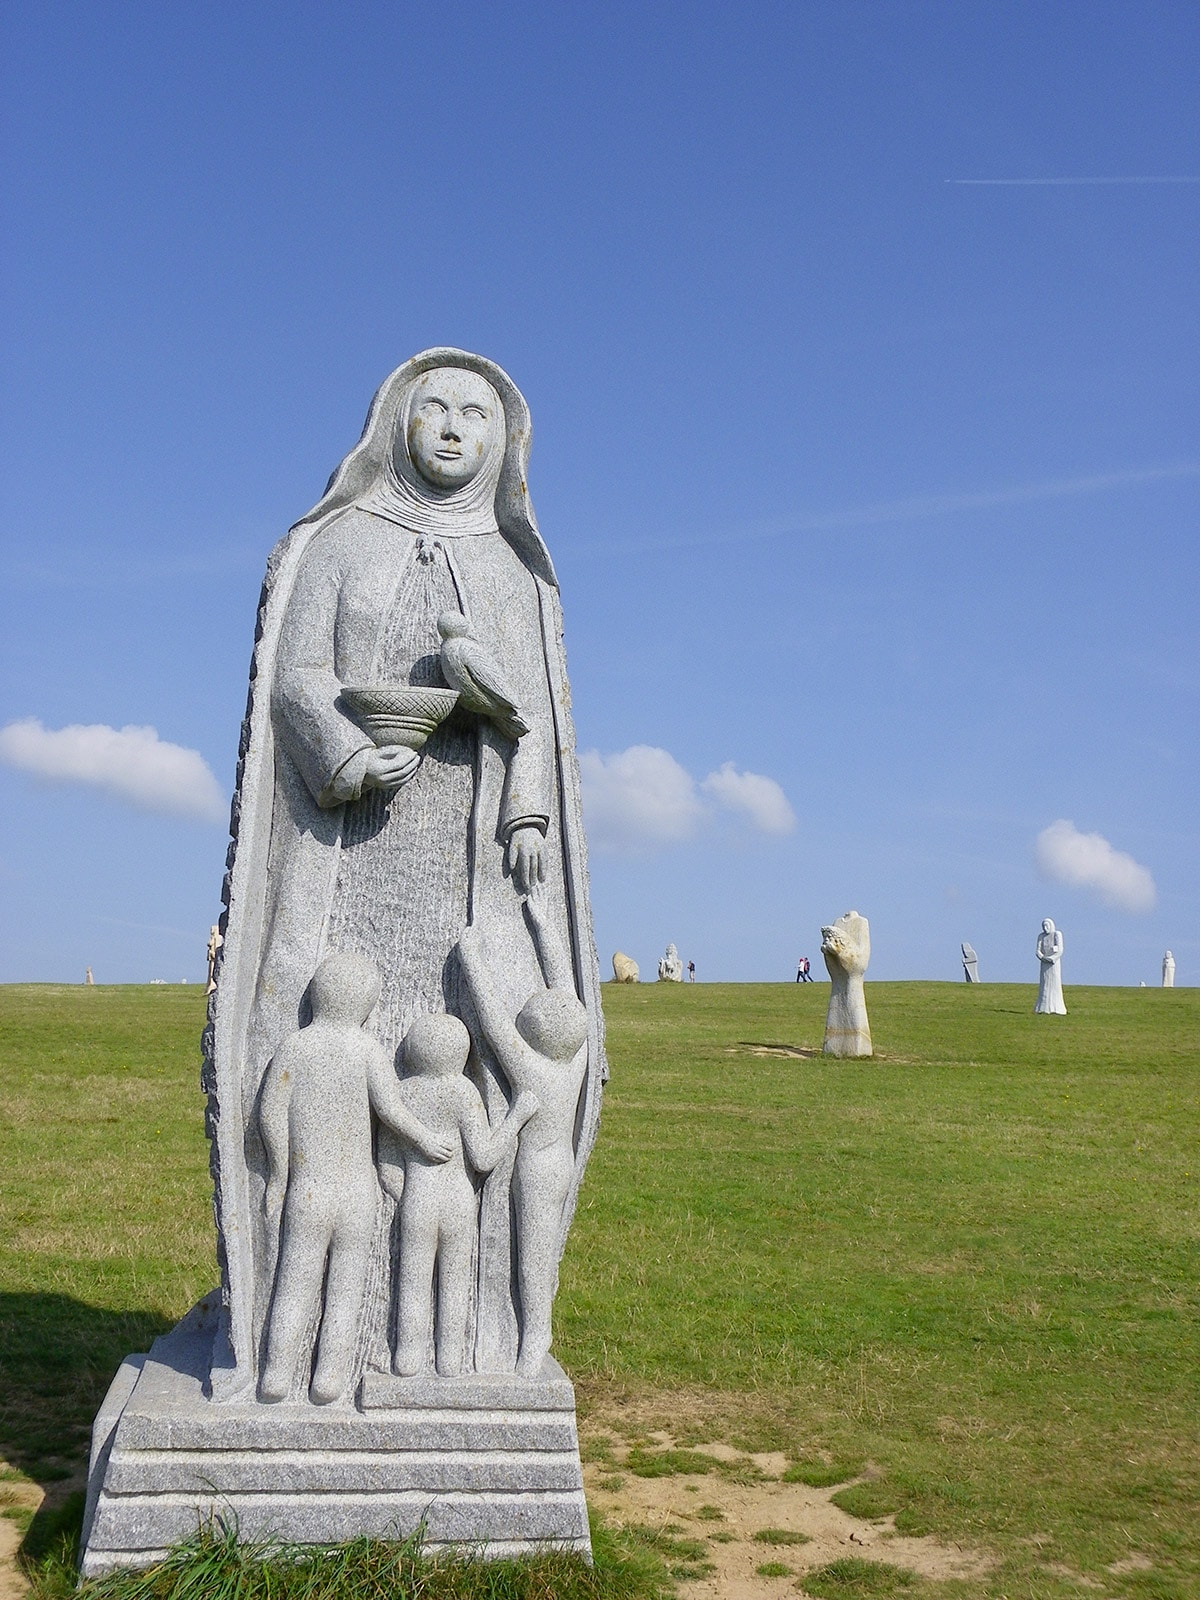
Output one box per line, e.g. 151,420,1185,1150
1,979,1196,1597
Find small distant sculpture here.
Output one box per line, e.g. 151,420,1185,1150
1034,918,1066,1015
821,911,872,1057
657,943,683,982
257,951,454,1405
961,942,980,983
612,951,639,983
1162,950,1175,988
206,925,223,994
85,967,94,986
796,955,814,983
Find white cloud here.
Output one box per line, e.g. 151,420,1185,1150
0,718,226,824
580,745,794,854
579,745,704,853
1034,819,1156,915
701,762,796,836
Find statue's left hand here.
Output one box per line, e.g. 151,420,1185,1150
508,826,545,895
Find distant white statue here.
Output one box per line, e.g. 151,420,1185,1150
1035,918,1066,1015
821,910,872,1056
85,967,94,986
961,942,979,983
657,943,683,982
1162,950,1175,988
206,925,224,994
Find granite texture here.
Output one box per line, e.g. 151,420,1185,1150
821,911,872,1057
81,351,602,1572
81,1302,588,1578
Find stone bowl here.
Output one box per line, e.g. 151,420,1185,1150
341,685,460,750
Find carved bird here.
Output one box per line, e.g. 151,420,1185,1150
437,612,531,742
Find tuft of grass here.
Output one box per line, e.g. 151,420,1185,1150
754,1560,792,1576
752,1527,811,1545
830,1483,900,1521
26,1516,675,1600
694,1504,725,1521
617,1523,714,1582
782,1459,859,1487
801,1557,918,1595
625,1446,714,1478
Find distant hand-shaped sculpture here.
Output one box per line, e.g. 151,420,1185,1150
257,953,452,1406
385,1014,536,1378
1034,919,1066,1015
821,910,872,1057
457,884,588,1375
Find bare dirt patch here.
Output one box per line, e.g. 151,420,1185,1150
580,1414,995,1599
0,1467,41,1600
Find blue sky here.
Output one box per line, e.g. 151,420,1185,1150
1,0,1197,986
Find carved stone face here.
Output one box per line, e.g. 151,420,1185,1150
402,367,501,490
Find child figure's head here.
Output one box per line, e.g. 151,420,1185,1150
310,951,381,1026
516,987,587,1063
404,1013,472,1078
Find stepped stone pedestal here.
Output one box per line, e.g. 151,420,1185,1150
80,1298,590,1578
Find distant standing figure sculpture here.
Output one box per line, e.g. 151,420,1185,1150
961,942,979,983
1035,919,1066,1015
1162,950,1175,988
206,925,223,994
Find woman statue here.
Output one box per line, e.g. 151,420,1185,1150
204,349,606,1398
1162,950,1175,988
1034,918,1066,1015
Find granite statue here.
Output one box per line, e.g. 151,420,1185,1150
206,925,223,994
821,910,872,1056
1035,918,1066,1014
612,951,639,983
961,942,979,983
80,350,606,1573
657,943,683,982
1162,950,1175,988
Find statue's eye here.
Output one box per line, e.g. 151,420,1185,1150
463,405,487,420
420,400,448,416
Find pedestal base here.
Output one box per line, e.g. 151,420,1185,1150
80,1297,590,1578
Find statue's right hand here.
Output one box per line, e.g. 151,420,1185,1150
363,746,420,793
416,1132,455,1164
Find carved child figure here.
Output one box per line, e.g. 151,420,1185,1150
257,951,453,1405
385,1013,537,1377
457,883,588,1375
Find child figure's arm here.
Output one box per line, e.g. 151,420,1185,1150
456,924,540,1093
523,880,575,991
459,1084,539,1175
366,1046,455,1163
258,1041,294,1223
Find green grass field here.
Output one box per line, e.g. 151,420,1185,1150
1,980,1197,1598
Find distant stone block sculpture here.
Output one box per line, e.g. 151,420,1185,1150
961,942,980,983
657,942,683,982
1035,918,1066,1014
1162,950,1175,988
81,351,606,1575
821,911,872,1056
612,951,639,983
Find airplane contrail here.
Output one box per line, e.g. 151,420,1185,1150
947,176,1200,186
